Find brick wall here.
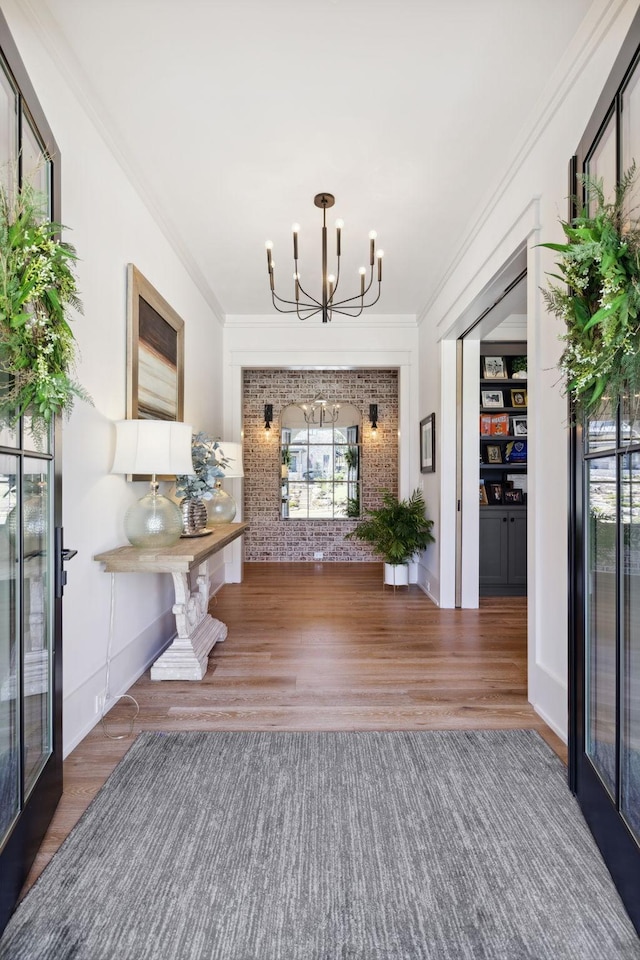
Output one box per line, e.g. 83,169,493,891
242,369,399,561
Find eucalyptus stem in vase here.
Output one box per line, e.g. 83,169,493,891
175,432,229,535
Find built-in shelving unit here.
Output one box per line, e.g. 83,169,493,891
479,342,527,597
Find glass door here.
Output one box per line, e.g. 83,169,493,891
570,20,640,936
0,15,65,933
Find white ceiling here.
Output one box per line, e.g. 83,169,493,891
26,0,593,321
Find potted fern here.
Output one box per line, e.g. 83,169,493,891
345,488,435,586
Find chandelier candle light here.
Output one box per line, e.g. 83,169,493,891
265,193,384,323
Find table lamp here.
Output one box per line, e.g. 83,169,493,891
112,420,194,547
208,441,244,524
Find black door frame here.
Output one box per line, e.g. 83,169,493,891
568,6,640,937
0,10,64,933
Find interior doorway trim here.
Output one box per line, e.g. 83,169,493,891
438,200,540,610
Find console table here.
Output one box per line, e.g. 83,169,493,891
94,522,248,681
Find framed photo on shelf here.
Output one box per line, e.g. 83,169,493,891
479,480,489,506
510,389,527,408
420,412,436,473
482,356,507,379
512,416,528,436
486,444,503,464
488,482,503,505
481,390,504,409
504,488,524,504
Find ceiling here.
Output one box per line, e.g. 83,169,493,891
24,0,593,321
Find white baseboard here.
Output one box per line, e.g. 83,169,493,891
533,702,568,745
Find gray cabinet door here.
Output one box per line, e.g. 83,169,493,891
507,510,527,584
479,512,509,585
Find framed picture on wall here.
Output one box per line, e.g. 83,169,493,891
127,263,185,423
420,413,435,473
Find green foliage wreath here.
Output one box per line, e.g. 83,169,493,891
0,181,89,442
541,164,640,415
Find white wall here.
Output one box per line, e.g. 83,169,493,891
2,1,225,755
417,0,639,739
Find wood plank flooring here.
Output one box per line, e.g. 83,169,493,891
23,561,567,893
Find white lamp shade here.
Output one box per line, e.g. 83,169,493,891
217,441,244,478
112,420,195,476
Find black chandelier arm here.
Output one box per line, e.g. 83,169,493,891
272,288,321,310
332,284,382,315
293,276,321,306
272,300,323,321
333,264,376,307
271,294,322,318
332,274,379,309
296,303,323,321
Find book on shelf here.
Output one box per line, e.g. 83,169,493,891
491,414,509,435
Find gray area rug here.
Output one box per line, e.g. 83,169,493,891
1,729,638,960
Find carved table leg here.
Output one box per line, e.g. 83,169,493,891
150,562,227,681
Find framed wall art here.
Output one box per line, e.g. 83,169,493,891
127,263,185,423
420,413,435,473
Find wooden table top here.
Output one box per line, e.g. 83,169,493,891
94,522,248,573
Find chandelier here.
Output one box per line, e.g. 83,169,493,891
299,394,340,426
265,192,384,323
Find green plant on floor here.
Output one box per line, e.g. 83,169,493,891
0,179,90,441
345,488,434,565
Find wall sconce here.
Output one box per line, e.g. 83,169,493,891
369,403,379,436
264,404,273,432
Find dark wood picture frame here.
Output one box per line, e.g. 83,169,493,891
127,263,185,424
420,413,435,473
487,482,503,505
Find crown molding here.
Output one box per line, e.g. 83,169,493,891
223,313,418,329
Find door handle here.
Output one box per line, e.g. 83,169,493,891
55,528,77,598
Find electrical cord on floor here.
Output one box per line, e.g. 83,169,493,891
100,572,140,740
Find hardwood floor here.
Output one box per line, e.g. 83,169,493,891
24,561,567,892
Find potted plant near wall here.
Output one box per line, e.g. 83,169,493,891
345,488,435,586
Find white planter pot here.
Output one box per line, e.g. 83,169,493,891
384,563,409,587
